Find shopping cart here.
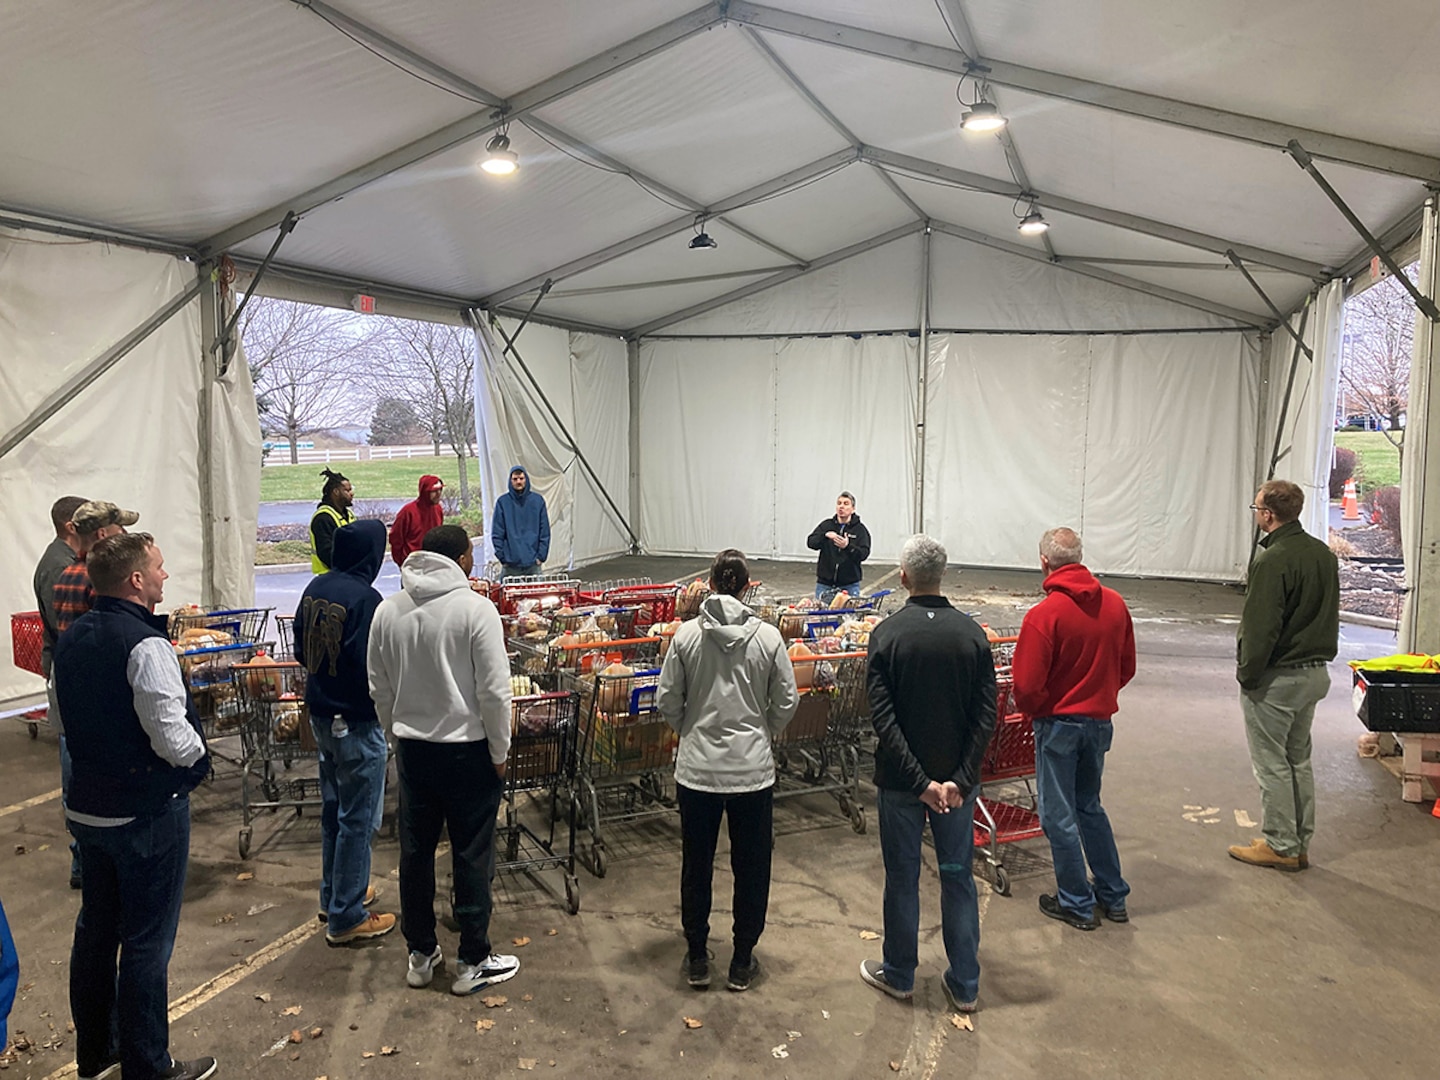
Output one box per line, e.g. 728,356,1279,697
499,691,582,914
178,640,271,767
8,611,47,737
494,577,581,616
233,660,320,859
971,674,1043,896
273,615,296,660
171,607,272,645
773,651,869,833
592,584,676,631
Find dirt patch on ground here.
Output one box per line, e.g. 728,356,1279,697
1332,525,1403,620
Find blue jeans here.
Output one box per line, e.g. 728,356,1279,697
816,581,861,601
69,796,190,1080
1033,718,1129,916
312,717,388,932
502,563,541,580
876,786,981,1000
396,738,504,966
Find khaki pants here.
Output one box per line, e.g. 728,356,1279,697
1240,666,1331,857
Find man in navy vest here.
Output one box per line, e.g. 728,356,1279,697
53,533,216,1080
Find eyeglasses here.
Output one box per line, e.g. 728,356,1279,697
1249,503,1268,512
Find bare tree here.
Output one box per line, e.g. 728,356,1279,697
240,298,371,464
366,317,478,507
1340,265,1418,459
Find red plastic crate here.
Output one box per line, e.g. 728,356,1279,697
11,611,44,676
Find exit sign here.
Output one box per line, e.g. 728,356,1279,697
352,293,376,314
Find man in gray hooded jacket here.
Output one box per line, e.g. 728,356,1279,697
657,550,798,993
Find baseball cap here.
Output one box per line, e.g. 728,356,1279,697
71,500,141,534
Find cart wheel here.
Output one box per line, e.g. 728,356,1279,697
591,845,608,879
993,865,1011,897
565,874,581,915
238,828,252,859
28,722,39,739
849,804,866,835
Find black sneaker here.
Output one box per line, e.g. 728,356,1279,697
684,952,711,989
1095,900,1129,924
859,959,912,1001
159,1057,218,1080
78,1061,120,1080
727,955,760,992
1039,894,1099,931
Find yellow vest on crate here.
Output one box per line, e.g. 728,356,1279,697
310,504,354,573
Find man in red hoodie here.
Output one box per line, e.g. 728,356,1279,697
1012,527,1136,932
390,475,445,568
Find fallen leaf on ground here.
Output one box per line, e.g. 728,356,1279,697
247,902,278,916
950,1014,974,1032
349,1024,358,1031
859,930,880,940
513,936,531,947
282,1005,303,1016
475,1019,495,1033
518,1059,537,1071
261,1036,290,1059
216,914,236,925
481,995,507,1008
682,1017,703,1029
289,1052,301,1061
37,843,51,851
521,993,533,1002
546,929,558,936
235,872,254,881
254,992,271,1003
787,1030,802,1039
316,1075,328,1080
361,1051,375,1059
309,1027,324,1039
288,1029,304,1045
889,1062,901,1072
14,845,26,856
771,1045,789,1059
379,1046,398,1056
821,1010,830,1020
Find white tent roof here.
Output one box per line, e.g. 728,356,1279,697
2,0,1437,334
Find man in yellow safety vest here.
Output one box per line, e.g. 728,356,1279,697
310,468,356,574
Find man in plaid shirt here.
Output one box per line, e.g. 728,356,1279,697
53,502,140,636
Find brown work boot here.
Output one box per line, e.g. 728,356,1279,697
318,884,380,923
326,911,397,946
1227,838,1302,872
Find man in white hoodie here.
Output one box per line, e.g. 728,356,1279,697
367,524,517,996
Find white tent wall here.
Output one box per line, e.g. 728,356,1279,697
473,319,631,570
0,231,260,705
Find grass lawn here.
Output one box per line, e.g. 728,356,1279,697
254,540,313,565
259,455,481,501
1334,431,1402,492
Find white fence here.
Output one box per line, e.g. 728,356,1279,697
261,444,477,466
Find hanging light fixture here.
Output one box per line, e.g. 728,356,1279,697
689,215,717,250
480,130,519,176
960,99,1007,133
1017,208,1049,236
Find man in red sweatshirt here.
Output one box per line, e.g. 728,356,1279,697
1012,527,1136,932
390,475,446,568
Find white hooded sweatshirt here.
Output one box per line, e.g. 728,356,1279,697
656,593,798,793
367,551,512,764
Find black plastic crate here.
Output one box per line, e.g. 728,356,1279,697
1354,669,1440,733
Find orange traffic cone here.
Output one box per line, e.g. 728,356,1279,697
1432,798,1440,819
1342,478,1360,521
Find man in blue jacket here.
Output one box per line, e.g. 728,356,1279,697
491,466,550,579
53,533,215,1080
293,520,397,945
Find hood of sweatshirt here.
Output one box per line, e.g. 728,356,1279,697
417,474,443,498
506,466,531,502
330,519,386,583
1043,561,1102,613
400,550,474,602
697,593,763,652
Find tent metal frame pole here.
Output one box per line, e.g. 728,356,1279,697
0,280,202,461
627,339,644,555
1401,196,1440,651
486,314,642,551
1285,141,1440,321
726,2,1440,182
0,207,195,257
215,211,297,375
1247,300,1313,569
1225,251,1313,357
916,225,932,534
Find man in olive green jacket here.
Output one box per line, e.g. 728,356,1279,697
1231,479,1339,872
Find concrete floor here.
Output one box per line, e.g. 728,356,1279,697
3,557,1436,1080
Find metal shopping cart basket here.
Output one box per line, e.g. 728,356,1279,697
972,675,1043,896
9,611,48,737
232,660,320,859
499,690,582,914
178,640,272,767
774,650,869,833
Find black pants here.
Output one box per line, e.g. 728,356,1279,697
395,738,503,966
678,784,773,962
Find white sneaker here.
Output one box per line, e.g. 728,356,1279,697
451,952,520,996
406,946,443,988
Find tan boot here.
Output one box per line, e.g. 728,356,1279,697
1227,838,1301,872
326,911,397,945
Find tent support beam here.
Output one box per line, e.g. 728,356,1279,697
215,211,296,375
1286,141,1440,321
1250,299,1313,568
930,221,1265,326
485,315,642,552
725,2,1440,182
198,2,724,257
916,225,932,534
0,206,195,257
1225,251,1313,358
1057,257,1290,272
863,146,1326,279
1401,196,1440,651
482,148,858,308
627,339,644,555
626,220,925,337
0,280,202,461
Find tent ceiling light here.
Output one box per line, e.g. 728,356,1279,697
688,231,718,250
1018,210,1050,236
480,133,519,176
960,100,1007,133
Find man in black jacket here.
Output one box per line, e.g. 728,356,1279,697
860,535,996,1015
806,491,871,600
53,533,216,1080
293,520,397,944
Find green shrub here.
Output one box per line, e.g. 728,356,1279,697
1373,485,1401,545
1329,447,1356,499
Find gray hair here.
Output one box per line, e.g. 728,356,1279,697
1040,527,1083,568
900,534,947,591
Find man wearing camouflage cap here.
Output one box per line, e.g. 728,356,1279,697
53,502,140,639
